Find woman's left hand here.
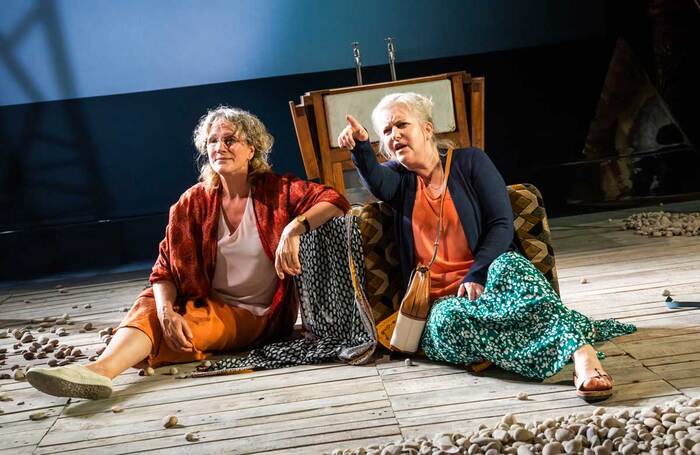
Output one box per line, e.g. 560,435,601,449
458,282,484,301
274,222,303,278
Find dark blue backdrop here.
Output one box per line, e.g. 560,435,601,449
0,1,611,280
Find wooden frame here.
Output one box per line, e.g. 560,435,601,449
289,71,485,195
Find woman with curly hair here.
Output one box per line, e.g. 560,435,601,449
27,106,349,400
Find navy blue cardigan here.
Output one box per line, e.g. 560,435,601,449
351,140,519,291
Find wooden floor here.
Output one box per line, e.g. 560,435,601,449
2,201,700,454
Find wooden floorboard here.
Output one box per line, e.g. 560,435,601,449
1,200,700,453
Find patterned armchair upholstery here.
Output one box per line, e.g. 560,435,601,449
350,183,559,323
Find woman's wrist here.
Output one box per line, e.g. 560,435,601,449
287,218,307,236
156,301,175,321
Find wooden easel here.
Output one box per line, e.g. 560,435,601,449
289,71,485,197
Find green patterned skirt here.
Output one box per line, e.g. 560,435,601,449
421,251,636,380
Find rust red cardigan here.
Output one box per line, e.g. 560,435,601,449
137,172,350,343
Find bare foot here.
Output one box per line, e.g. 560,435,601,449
572,344,613,391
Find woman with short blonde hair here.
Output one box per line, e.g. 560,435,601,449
339,92,635,401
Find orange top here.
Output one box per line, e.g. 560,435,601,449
412,177,474,299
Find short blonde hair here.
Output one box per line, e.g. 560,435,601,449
193,105,273,189
371,92,455,158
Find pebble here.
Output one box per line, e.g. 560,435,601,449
162,415,178,428
502,413,516,426
13,369,26,381
542,441,563,454
555,429,573,442
580,277,589,284
83,322,93,331
138,367,156,377
84,304,92,309
185,432,199,442
493,429,509,442
167,367,179,375
564,439,583,453
608,427,625,439
517,392,529,401
111,405,123,413
29,411,48,421
662,289,672,297
603,416,624,428
404,358,413,367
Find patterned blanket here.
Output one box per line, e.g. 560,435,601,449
193,215,376,376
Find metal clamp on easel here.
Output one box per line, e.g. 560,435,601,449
351,42,363,86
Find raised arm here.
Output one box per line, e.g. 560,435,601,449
338,115,402,205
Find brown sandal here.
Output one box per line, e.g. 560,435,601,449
573,367,614,402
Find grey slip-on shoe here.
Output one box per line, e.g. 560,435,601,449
27,364,113,400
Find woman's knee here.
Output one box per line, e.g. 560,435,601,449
428,298,464,327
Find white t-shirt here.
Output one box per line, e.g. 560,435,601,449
211,194,278,315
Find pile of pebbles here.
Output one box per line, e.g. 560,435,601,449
327,396,700,455
623,212,700,237
0,314,109,379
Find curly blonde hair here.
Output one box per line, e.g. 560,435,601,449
193,105,273,189
371,92,455,158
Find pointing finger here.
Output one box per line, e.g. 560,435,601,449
346,114,361,131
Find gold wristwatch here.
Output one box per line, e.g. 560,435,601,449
296,215,311,233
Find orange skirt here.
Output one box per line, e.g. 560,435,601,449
117,296,268,368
